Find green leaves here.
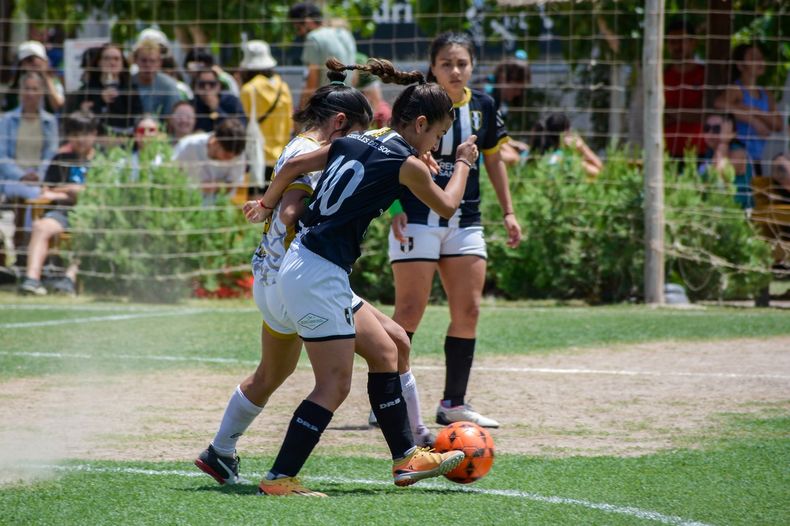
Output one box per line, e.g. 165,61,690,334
71,138,259,303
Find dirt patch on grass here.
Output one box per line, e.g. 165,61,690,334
1,336,788,467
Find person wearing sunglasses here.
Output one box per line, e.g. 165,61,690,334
191,69,246,133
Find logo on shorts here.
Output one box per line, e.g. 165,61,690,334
400,236,414,253
344,307,355,327
298,313,328,330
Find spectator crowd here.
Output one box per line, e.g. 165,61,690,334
1,7,789,296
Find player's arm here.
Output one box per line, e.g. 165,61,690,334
278,189,311,227
399,136,477,218
243,145,330,222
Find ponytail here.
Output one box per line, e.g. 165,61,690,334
327,56,453,130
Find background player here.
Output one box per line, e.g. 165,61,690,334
382,32,522,436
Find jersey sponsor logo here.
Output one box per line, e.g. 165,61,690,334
297,313,329,330
471,110,482,131
400,236,414,252
344,307,354,327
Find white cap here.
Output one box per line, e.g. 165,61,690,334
240,40,277,70
17,40,47,63
135,28,170,51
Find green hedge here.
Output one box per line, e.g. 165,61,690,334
71,140,259,303
351,148,772,303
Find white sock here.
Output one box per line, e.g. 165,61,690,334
211,385,263,456
400,370,425,436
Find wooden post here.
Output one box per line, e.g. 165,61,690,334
643,0,665,304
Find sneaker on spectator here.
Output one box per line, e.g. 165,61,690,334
49,276,76,296
19,277,47,296
436,402,500,428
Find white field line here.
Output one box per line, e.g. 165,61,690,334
0,304,256,313
0,310,207,329
1,350,787,381
29,464,714,526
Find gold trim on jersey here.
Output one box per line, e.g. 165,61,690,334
482,136,510,156
453,87,472,108
368,127,392,138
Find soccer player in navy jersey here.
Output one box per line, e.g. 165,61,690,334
383,33,523,436
243,57,479,496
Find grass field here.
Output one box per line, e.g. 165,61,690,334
1,292,789,525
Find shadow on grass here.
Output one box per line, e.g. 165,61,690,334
182,482,462,498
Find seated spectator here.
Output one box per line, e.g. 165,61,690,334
167,101,197,143
18,111,99,296
129,115,164,181
761,136,790,201
191,68,246,133
132,38,181,117
0,72,59,202
531,113,603,178
67,43,143,137
714,43,783,173
172,118,246,205
697,113,754,209
487,53,531,165
184,47,240,97
2,40,65,114
238,40,293,181
664,19,706,158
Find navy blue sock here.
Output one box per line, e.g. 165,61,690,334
270,399,333,477
443,336,476,406
368,372,413,459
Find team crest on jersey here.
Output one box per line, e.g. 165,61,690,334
400,236,414,253
298,313,328,330
471,110,483,131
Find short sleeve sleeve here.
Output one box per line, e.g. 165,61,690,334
482,97,509,155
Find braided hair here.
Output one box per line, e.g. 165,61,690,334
326,57,453,130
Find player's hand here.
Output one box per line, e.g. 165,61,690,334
456,134,478,164
420,151,440,175
504,213,522,249
243,199,273,223
391,212,408,243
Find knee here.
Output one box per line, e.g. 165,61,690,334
365,339,398,372
455,302,480,324
316,374,352,408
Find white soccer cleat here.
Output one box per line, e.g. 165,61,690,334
435,403,500,428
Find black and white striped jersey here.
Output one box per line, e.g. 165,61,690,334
400,88,509,227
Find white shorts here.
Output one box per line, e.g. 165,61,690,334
388,224,487,262
252,264,363,339
278,239,356,341
253,278,298,338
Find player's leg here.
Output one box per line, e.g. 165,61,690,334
354,302,464,486
361,302,434,446
381,224,441,436
196,280,301,485
435,226,499,428
258,338,354,497
354,302,414,458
